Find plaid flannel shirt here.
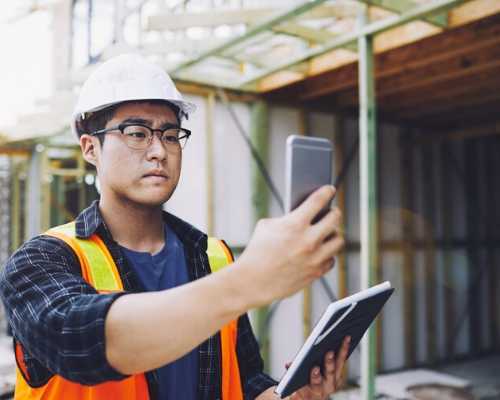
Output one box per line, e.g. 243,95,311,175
0,200,277,399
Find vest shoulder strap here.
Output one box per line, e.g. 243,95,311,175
207,237,234,273
45,222,123,292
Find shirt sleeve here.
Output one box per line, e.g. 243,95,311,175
0,234,129,385
236,313,278,399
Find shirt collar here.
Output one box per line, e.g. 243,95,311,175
74,200,207,250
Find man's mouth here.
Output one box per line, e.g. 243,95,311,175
143,170,169,180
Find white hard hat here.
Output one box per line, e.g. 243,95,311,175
72,53,195,136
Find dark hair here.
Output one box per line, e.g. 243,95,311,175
77,100,181,145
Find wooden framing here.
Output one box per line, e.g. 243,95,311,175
265,12,500,128
147,5,358,31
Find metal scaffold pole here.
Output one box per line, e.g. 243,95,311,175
250,99,271,370
358,8,378,400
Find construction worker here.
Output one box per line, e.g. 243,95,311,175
0,54,347,400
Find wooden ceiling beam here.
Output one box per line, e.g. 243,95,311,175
264,12,500,101
396,90,500,119
333,41,500,107
147,5,357,31
359,0,448,27
402,99,500,129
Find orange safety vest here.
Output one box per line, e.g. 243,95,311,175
14,222,243,400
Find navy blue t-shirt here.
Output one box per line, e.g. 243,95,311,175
120,224,198,400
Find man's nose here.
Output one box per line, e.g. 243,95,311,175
146,132,167,161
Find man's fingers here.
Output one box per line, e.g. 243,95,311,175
335,336,351,383
315,235,345,268
291,186,336,224
323,351,336,391
310,207,343,243
309,366,323,387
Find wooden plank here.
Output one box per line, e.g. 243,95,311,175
377,62,500,111
273,22,356,49
147,5,357,31
360,0,448,27
409,100,500,130
397,89,500,119
265,13,500,101
333,39,500,109
400,128,416,367
0,148,30,156
449,0,500,25
413,121,500,143
421,144,437,363
336,67,500,112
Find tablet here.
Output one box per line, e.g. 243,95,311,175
275,281,394,398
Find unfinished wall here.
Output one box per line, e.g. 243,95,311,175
166,95,500,381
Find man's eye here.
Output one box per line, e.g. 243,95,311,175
126,131,147,138
163,135,179,143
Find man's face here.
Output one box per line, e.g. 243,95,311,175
89,101,183,207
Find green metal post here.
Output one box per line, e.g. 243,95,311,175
250,99,270,371
358,10,378,400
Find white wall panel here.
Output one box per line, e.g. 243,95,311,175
166,94,207,230
380,251,405,370
213,100,253,245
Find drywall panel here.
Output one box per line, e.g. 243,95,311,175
308,112,335,141
449,249,470,357
346,252,361,380
414,250,428,364
379,125,402,242
166,94,208,231
344,119,360,242
380,251,405,371
412,146,426,241
435,249,446,360
269,292,304,380
212,99,253,245
268,106,299,218
448,140,467,240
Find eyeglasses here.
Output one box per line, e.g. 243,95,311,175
90,123,191,151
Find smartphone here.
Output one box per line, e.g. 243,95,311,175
285,135,333,222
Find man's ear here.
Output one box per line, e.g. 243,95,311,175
80,134,99,166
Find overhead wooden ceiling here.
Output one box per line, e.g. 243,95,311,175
263,11,500,131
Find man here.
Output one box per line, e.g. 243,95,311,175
0,54,347,399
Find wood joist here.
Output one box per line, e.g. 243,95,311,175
263,12,500,129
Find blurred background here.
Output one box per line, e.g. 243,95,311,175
0,0,499,398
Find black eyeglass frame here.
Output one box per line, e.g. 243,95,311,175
89,122,192,149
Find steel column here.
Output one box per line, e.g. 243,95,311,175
358,10,378,400
250,100,271,370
